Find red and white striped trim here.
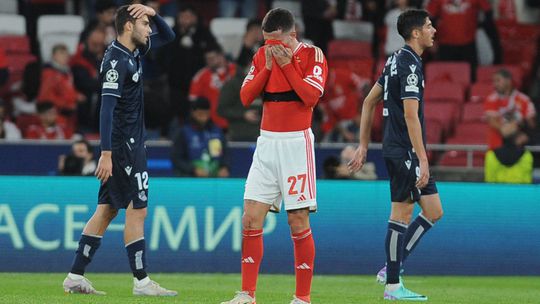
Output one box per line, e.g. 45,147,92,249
292,228,312,240
304,77,324,96
303,130,316,200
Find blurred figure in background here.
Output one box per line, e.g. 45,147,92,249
38,44,85,132
426,0,502,77
484,69,536,150
323,145,377,179
58,139,97,176
236,19,263,67
189,45,237,130
219,0,259,18
384,0,411,56
71,27,106,133
80,0,117,45
12,61,41,118
171,97,229,177
25,101,68,140
0,100,22,141
163,4,218,123
302,0,336,53
218,64,261,141
484,130,533,184
0,47,8,88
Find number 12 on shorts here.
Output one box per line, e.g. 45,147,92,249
287,174,307,195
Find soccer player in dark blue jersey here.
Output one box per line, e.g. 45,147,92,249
63,4,176,296
348,9,443,301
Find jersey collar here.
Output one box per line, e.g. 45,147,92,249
401,45,421,63
112,40,136,58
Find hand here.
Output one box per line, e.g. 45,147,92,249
128,4,156,18
347,146,367,173
218,167,230,177
244,109,260,123
95,151,113,183
416,159,430,189
270,44,292,67
77,93,86,103
264,45,273,70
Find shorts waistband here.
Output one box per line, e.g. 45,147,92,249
260,128,313,139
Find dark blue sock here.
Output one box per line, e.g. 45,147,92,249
385,221,407,284
402,214,434,262
126,238,147,280
70,234,102,275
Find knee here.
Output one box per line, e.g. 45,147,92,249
242,213,263,230
107,209,119,221
431,209,444,223
287,213,309,233
96,207,118,222
127,207,147,221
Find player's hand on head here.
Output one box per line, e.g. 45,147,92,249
128,4,156,18
270,44,292,67
95,153,113,184
347,146,367,173
416,159,430,189
264,45,273,70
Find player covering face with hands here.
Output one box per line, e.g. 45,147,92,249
63,4,177,297
222,7,328,304
348,9,442,301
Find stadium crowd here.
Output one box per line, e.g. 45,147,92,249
0,0,539,180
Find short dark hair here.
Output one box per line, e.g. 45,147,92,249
495,69,513,80
51,43,68,55
246,18,261,31
397,9,430,40
73,139,93,154
191,97,211,110
115,5,136,36
204,43,223,55
95,0,116,13
262,8,295,33
36,101,55,114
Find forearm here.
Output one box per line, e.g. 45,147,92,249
240,68,270,107
405,115,428,161
359,84,383,148
150,14,175,47
281,63,320,107
99,95,118,151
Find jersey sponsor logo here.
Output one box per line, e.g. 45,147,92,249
125,166,132,176
405,160,412,170
296,263,311,270
103,82,119,89
242,256,255,264
297,194,307,202
110,60,118,69
405,73,419,93
106,69,119,83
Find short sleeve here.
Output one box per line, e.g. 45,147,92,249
303,46,328,96
100,55,127,98
399,60,422,101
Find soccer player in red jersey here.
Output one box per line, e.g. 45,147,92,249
221,7,327,304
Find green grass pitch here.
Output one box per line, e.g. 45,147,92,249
0,273,538,303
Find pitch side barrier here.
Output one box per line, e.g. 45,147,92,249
0,176,538,275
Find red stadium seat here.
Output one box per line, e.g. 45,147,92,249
425,62,471,87
330,58,374,79
469,83,493,103
501,41,536,77
462,102,485,122
424,82,465,104
447,122,488,144
425,119,443,144
5,54,37,84
0,36,31,55
476,65,523,90
496,21,540,41
16,114,41,136
424,101,460,136
327,40,372,60
438,150,485,167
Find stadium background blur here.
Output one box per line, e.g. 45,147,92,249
0,1,539,301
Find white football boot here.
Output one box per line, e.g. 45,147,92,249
133,277,177,296
63,273,106,295
220,291,256,304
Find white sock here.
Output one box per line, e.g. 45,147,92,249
386,283,401,292
134,276,150,286
67,273,84,280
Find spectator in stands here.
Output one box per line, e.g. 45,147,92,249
58,139,97,176
163,4,218,123
79,0,117,45
0,47,9,88
219,0,259,18
171,97,229,177
189,45,237,130
302,0,337,54
484,132,533,183
383,0,411,56
71,28,106,133
236,19,263,67
25,101,68,140
323,145,377,179
484,69,536,150
217,64,261,141
0,100,22,141
12,61,41,117
427,0,502,76
23,0,66,57
38,44,85,131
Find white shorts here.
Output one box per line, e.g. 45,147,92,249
244,128,317,212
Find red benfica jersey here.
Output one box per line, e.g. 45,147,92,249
484,89,536,149
240,41,328,132
427,0,491,45
189,62,237,129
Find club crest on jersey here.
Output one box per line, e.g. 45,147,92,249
105,69,119,83
405,73,419,93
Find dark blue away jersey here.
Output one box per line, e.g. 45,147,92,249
376,44,427,159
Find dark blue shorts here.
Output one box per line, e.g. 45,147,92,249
98,145,149,209
384,154,438,203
